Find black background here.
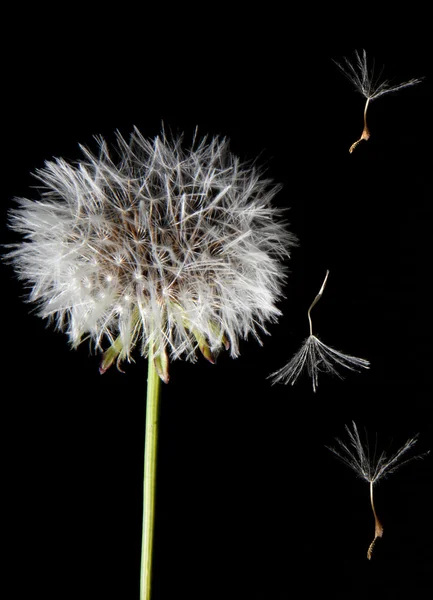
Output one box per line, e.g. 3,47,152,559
1,6,432,600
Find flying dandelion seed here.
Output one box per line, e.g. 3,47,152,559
5,126,296,600
326,421,429,559
269,270,369,391
334,49,423,153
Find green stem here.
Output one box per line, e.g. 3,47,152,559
140,351,162,600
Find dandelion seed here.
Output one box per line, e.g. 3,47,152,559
269,270,369,391
334,49,423,153
5,126,295,600
327,421,429,559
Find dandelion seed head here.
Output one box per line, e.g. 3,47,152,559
6,127,296,379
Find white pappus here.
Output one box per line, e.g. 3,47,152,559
6,127,296,382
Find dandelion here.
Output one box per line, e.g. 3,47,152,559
5,127,295,599
269,270,369,391
334,49,423,153
327,421,428,559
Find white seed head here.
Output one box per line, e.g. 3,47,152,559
6,127,295,377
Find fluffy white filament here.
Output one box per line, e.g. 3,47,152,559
326,421,422,485
334,49,423,101
270,335,370,392
7,127,296,379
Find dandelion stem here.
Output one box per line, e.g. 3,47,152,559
307,270,329,336
140,349,162,600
